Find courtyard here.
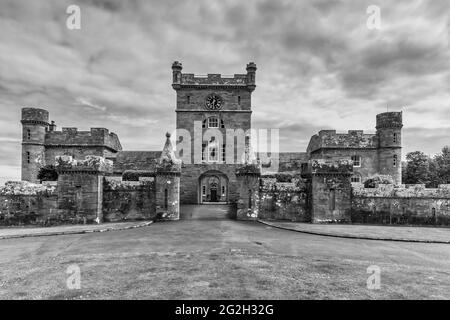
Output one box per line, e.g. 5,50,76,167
0,205,449,300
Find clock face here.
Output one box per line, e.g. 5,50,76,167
205,94,223,110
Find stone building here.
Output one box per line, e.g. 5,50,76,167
21,61,403,202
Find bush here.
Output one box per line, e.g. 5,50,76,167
37,165,58,182
363,174,394,188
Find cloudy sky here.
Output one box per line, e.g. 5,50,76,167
0,0,449,182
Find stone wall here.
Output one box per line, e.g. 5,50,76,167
103,178,156,222
258,177,309,222
352,184,450,226
0,182,57,226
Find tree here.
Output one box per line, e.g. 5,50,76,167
37,165,58,182
403,151,433,186
434,146,450,185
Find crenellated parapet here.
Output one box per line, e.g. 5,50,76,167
172,61,257,91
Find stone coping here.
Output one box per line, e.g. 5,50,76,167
0,221,153,240
258,220,450,244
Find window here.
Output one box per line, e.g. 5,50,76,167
187,95,190,104
351,155,361,167
202,119,207,129
393,133,397,143
222,185,225,196
393,154,398,167
248,190,252,208
221,144,226,162
27,129,31,140
208,144,218,162
26,152,31,164
220,119,225,128
202,143,207,161
351,174,361,183
208,117,219,128
238,96,241,105
202,185,206,196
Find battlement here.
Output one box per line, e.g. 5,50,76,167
21,107,49,125
172,61,256,90
376,111,403,129
180,73,248,85
45,128,122,152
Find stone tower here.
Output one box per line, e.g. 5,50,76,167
376,111,403,184
21,108,49,183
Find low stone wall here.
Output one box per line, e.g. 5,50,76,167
352,184,450,226
102,178,156,222
258,177,309,222
0,182,58,226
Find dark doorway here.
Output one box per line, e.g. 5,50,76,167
210,188,218,202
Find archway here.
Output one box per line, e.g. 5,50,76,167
198,170,229,204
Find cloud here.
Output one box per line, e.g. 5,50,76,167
0,0,448,180
75,97,107,111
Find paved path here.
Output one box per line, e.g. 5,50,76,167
0,205,449,299
260,220,450,243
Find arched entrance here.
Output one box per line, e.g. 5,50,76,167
198,171,229,204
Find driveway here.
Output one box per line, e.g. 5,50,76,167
0,205,449,299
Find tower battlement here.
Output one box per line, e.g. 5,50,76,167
21,107,49,125
172,61,257,91
376,111,403,129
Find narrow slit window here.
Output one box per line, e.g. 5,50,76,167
187,95,190,104
393,155,398,167
26,152,31,164
202,185,206,196
238,96,241,105
27,129,31,140
248,189,252,209
393,133,397,143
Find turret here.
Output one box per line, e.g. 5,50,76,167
172,61,183,90
246,62,257,92
376,111,403,184
21,108,49,182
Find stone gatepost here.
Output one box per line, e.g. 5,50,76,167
55,155,113,224
236,164,261,221
155,133,181,221
302,160,353,223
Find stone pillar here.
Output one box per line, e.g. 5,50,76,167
302,160,353,223
236,164,261,221
56,156,112,224
155,133,181,221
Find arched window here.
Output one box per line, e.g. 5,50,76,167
393,155,398,167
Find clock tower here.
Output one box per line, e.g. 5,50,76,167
171,61,257,204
